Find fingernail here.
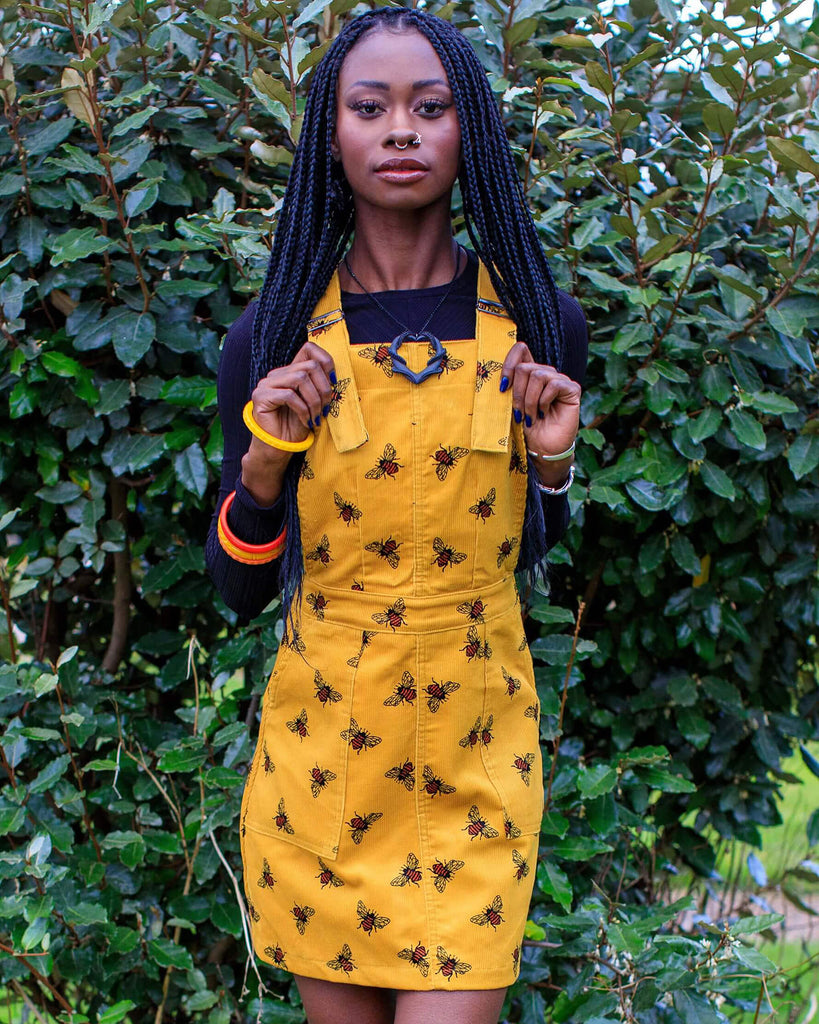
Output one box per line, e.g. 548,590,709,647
329,371,337,386
322,404,330,418
525,414,532,428
500,376,509,393
513,409,522,424
308,417,314,429
315,414,321,427
537,409,544,420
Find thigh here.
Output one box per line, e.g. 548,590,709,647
293,975,395,1024
394,987,507,1024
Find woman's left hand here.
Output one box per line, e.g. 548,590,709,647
501,342,581,458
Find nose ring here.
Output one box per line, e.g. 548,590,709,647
395,133,422,150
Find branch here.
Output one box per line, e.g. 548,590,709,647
101,479,131,674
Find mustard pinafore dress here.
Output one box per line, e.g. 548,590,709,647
240,263,543,990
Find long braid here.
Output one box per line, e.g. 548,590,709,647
252,8,567,616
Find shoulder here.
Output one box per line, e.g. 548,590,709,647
221,300,258,363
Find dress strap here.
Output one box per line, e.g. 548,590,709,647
306,271,369,453
471,262,516,453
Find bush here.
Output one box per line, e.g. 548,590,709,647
1,0,817,1021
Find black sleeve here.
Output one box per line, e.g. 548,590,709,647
540,289,589,550
205,301,289,621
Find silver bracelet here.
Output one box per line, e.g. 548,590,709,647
526,441,576,462
532,464,575,496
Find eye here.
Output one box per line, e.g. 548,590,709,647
417,98,450,117
350,98,383,116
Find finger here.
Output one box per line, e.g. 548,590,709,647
535,375,582,419
252,387,313,433
500,342,533,395
522,366,561,427
294,342,338,402
259,363,324,426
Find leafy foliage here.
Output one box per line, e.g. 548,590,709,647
1,0,818,1021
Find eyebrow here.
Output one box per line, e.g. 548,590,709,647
346,78,450,91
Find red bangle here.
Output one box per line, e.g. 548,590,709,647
217,491,287,565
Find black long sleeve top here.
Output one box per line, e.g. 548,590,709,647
206,250,588,620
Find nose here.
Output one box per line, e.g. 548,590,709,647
388,131,422,150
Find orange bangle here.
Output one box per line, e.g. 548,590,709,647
217,491,287,565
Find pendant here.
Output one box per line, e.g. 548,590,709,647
388,331,447,385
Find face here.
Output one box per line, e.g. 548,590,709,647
333,28,461,213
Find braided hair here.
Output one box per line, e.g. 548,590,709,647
251,7,565,620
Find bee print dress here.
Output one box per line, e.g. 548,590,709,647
240,262,543,990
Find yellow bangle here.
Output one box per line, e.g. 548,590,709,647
242,401,314,452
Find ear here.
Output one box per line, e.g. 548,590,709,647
330,130,341,162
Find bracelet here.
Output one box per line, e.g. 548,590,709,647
526,441,576,462
217,491,287,565
532,464,575,496
242,401,314,453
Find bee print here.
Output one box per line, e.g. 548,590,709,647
340,718,382,754
512,849,530,882
356,900,390,935
430,343,465,375
313,670,342,707
306,533,332,565
468,487,496,523
424,678,460,713
257,858,276,889
497,535,518,568
457,596,486,623
328,376,350,417
309,764,337,798
430,443,469,482
347,629,376,667
481,714,494,746
282,626,306,655
291,903,315,935
274,797,294,835
461,625,492,661
327,943,356,973
398,943,430,977
365,535,401,569
385,759,415,791
346,810,383,845
459,717,482,750
463,805,499,841
512,752,535,785
436,946,472,980
512,945,520,974
431,536,467,572
502,666,521,698
351,580,365,591
372,598,407,631
306,591,329,620
264,944,287,969
509,445,527,475
365,442,402,480
300,457,315,480
422,765,456,798
247,899,260,922
524,703,539,722
518,632,528,651
383,670,416,707
286,708,309,740
429,858,465,894
262,743,275,774
334,491,362,526
503,814,521,840
359,343,394,376
470,895,504,930
391,852,423,887
316,858,344,889
475,359,503,392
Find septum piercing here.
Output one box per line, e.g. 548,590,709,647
395,134,422,150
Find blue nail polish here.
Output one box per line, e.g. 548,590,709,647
323,404,330,417
315,414,321,427
513,409,522,424
500,376,509,393
525,414,532,428
308,417,314,429
538,409,544,420
330,371,337,386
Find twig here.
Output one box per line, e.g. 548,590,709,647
543,600,586,811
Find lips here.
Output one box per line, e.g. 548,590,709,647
375,158,428,171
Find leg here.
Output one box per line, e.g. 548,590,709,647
394,987,507,1024
293,975,396,1024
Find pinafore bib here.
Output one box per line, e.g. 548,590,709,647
240,262,542,990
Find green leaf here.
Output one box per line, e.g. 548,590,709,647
97,1001,137,1024
64,903,108,926
50,227,114,265
110,107,157,138
767,136,819,177
702,101,736,135
157,739,208,772
536,858,573,910
786,435,819,480
634,765,696,793
673,990,722,1024
551,836,613,860
174,443,209,498
727,408,766,450
111,311,156,367
807,810,819,847
670,534,701,575
766,304,808,339
699,461,736,500
147,938,194,971
688,406,721,444
729,912,784,936
577,764,617,799
160,376,217,409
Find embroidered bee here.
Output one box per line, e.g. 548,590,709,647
300,457,315,480
459,717,482,750
351,579,365,591
257,858,276,889
262,743,275,774
457,596,486,623
341,718,382,754
422,765,456,798
463,805,499,841
475,359,503,392
424,678,460,713
334,491,362,526
502,667,521,698
316,858,344,888
512,945,520,974
357,900,390,935
398,942,430,977
430,443,469,481
470,895,504,930
359,343,394,377
436,946,472,980
247,899,260,922
264,944,286,968
383,670,416,707
524,703,539,721
481,714,495,746
461,626,492,661
512,752,535,785
309,764,337,798
503,814,521,840
282,626,306,655
291,903,315,935
509,445,527,475
347,629,376,667
365,536,401,569
346,810,383,844
313,670,342,707
274,797,294,835
518,632,528,651
372,598,407,631
391,852,423,888
286,708,309,740
431,344,465,375
468,487,496,523
306,591,329,620
306,534,332,565
512,849,530,882
497,536,518,568
429,857,465,894
328,376,350,417
327,943,356,973
385,759,415,790
431,536,467,571
365,443,402,480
